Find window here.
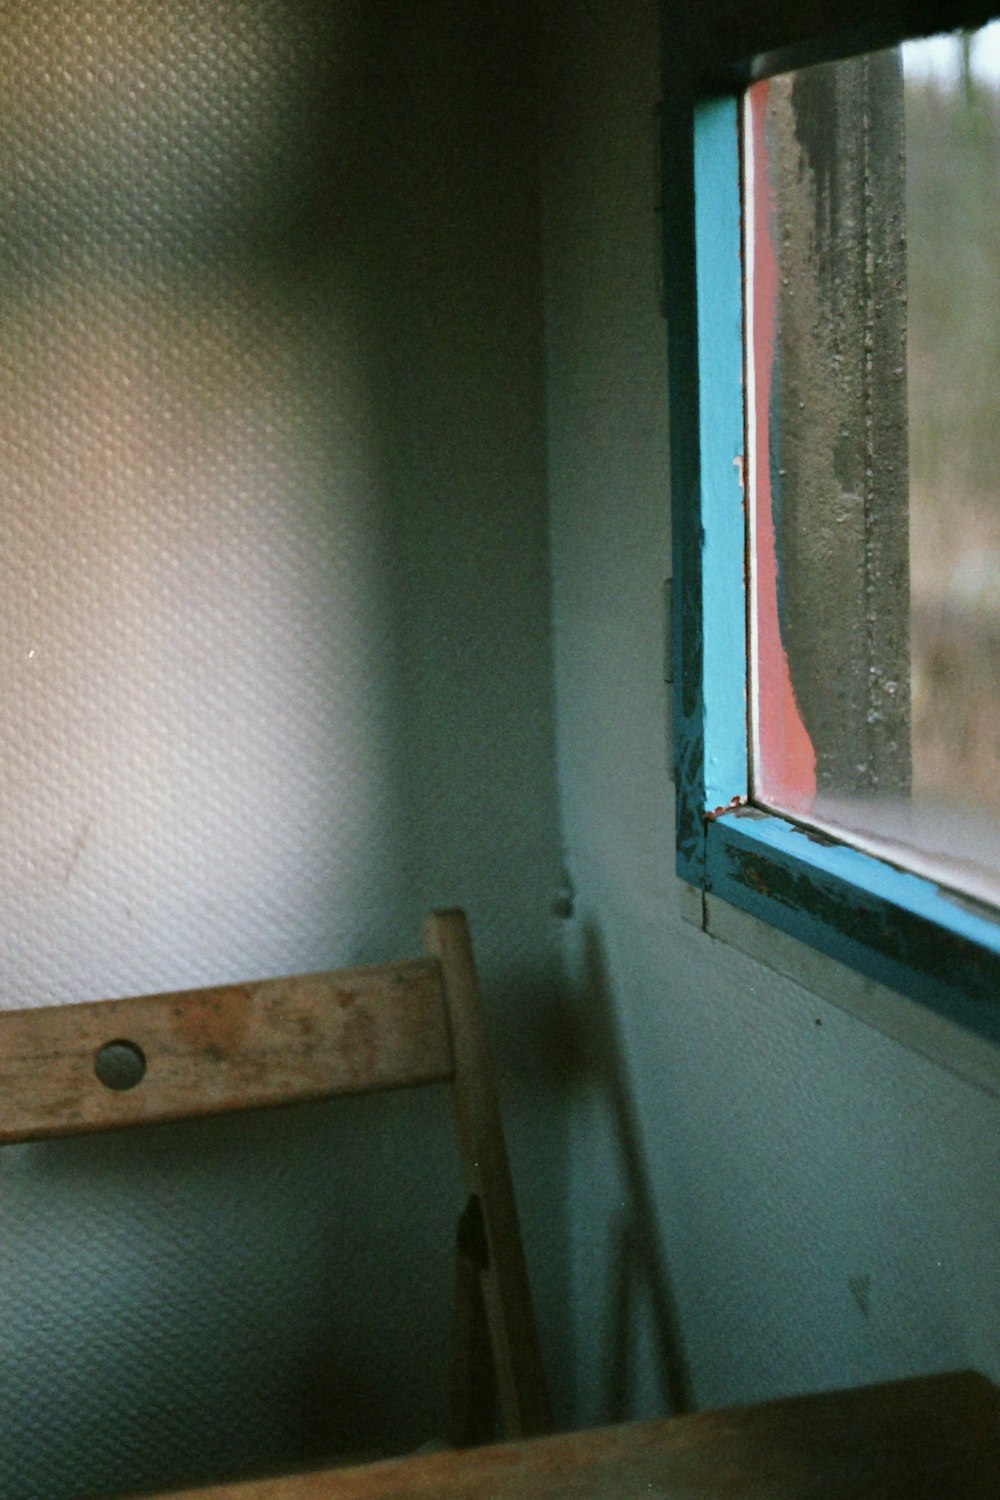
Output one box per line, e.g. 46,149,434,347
666,3,1000,1039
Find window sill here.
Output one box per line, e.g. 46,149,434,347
680,856,1000,1101
700,804,1000,1050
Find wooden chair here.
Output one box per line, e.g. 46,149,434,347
0,909,550,1487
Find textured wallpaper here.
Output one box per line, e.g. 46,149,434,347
0,5,563,1495
0,0,399,1011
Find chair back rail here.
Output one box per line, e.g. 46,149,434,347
0,958,452,1144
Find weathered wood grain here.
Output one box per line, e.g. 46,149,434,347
425,909,551,1441
0,959,451,1143
130,1371,1000,1499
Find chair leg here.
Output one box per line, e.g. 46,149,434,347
425,910,551,1440
451,1194,497,1447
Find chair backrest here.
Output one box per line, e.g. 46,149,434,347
0,908,550,1462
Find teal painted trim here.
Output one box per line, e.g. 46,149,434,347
667,0,1000,1028
707,811,1000,1041
663,73,709,883
694,100,747,813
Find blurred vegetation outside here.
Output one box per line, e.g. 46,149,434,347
906,42,1000,816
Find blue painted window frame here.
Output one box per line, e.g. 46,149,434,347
667,11,1000,1046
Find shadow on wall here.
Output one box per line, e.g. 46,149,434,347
578,922,691,1421
0,1088,463,1498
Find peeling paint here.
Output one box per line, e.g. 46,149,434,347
706,794,747,822
729,804,769,821
790,823,840,848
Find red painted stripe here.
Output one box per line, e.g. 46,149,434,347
748,80,816,813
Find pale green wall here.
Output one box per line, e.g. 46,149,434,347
539,0,1000,1428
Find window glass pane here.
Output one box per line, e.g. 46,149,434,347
746,23,1000,907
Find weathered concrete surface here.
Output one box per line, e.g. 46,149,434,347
762,51,911,800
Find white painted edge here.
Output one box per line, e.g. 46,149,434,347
702,890,1000,1101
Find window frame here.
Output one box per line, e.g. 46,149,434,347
665,0,1000,1044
